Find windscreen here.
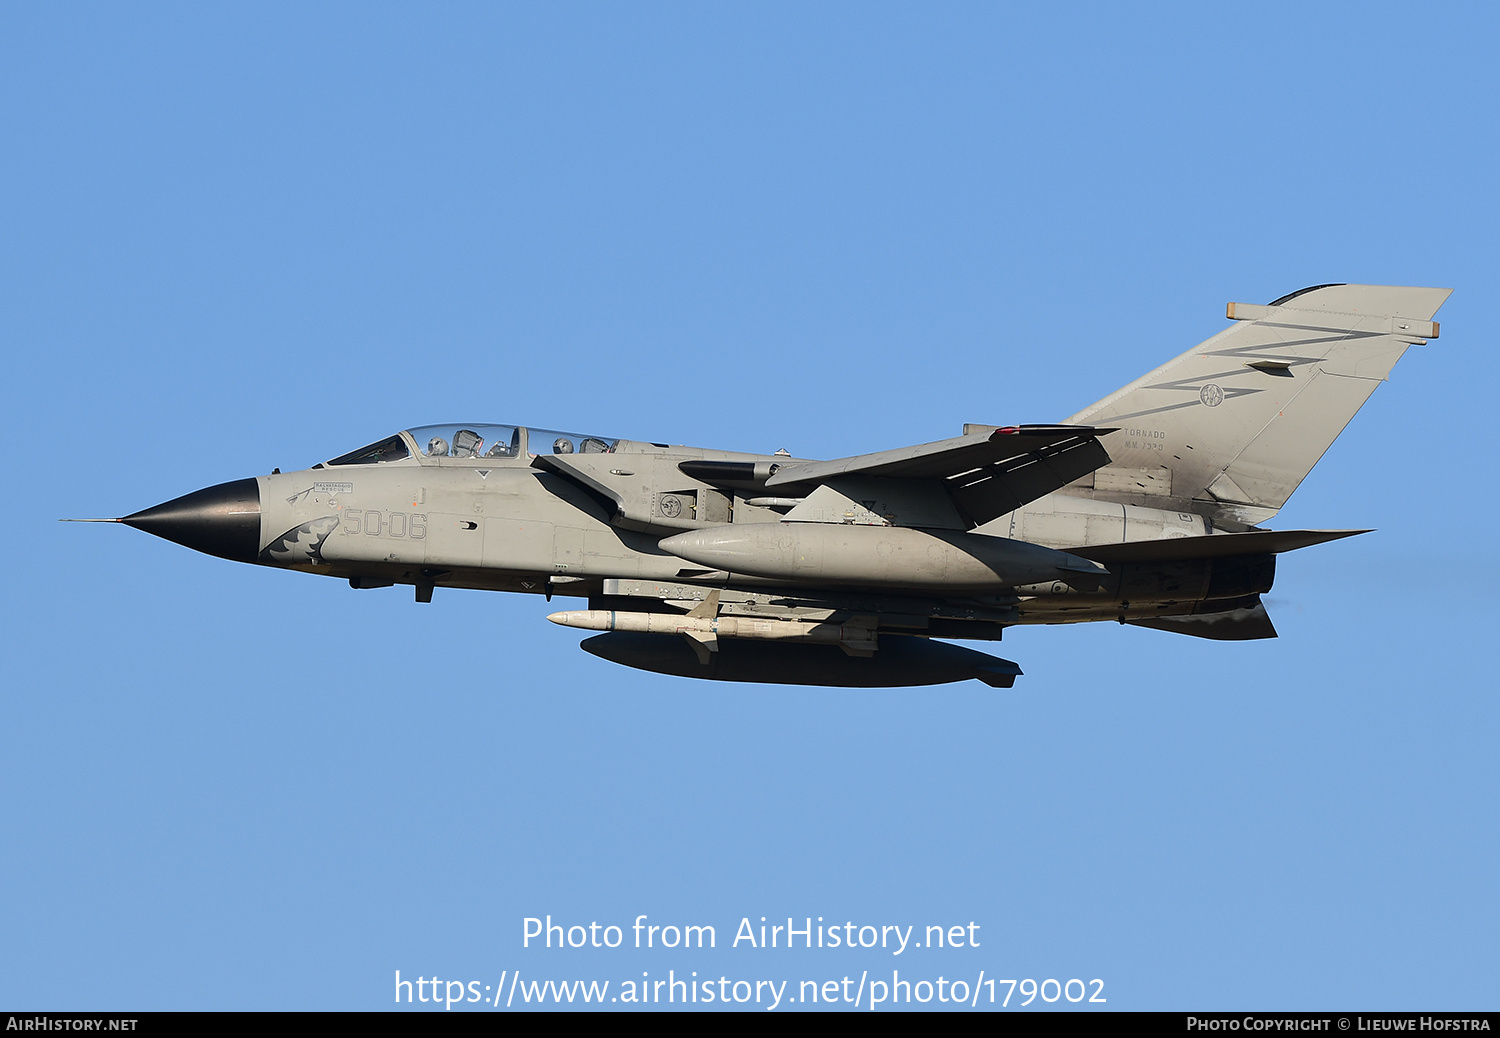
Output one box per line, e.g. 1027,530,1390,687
326,435,411,466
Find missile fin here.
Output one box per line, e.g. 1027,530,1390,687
839,614,879,657
839,639,878,658
682,629,717,664
686,590,721,620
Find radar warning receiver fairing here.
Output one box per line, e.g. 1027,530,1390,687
85,285,1449,688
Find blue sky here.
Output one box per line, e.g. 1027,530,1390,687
2,2,1496,1011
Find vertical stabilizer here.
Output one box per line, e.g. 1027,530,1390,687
1064,284,1451,525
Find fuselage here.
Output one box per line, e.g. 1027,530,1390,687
129,422,1270,641
106,284,1452,687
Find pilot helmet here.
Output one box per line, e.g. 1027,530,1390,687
427,437,450,457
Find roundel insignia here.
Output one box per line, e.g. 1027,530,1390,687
659,494,683,518
1199,383,1225,407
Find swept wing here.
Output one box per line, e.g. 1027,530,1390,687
765,424,1114,528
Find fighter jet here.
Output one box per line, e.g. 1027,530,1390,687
81,284,1448,688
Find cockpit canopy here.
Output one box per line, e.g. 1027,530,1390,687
325,424,618,466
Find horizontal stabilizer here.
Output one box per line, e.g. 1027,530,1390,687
1073,528,1368,564
1128,597,1278,641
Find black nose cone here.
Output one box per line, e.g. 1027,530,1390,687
123,477,262,563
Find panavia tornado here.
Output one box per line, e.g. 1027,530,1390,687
81,284,1448,688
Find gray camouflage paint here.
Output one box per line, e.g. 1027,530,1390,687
108,284,1449,686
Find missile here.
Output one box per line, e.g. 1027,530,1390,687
547,608,879,658
579,631,1024,688
657,523,1106,591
